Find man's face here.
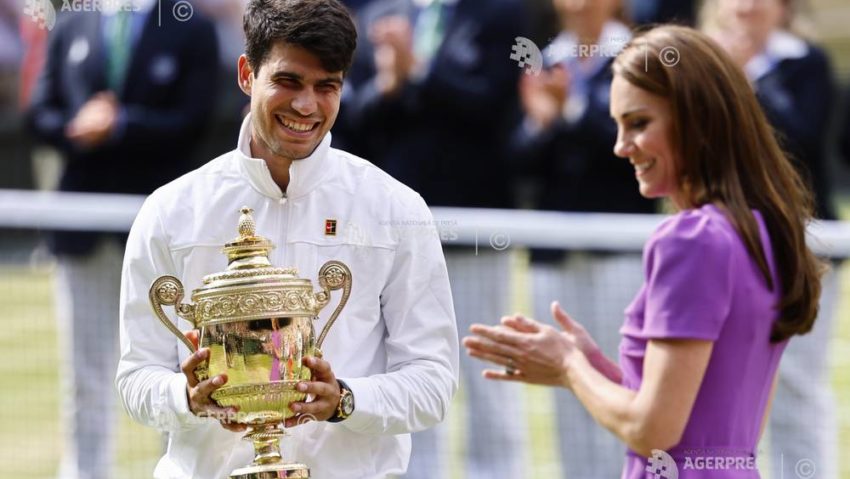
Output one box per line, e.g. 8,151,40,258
238,43,343,162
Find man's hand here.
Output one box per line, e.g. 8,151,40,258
285,356,341,427
181,330,246,432
65,91,120,148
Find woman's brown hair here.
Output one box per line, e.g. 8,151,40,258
613,25,823,342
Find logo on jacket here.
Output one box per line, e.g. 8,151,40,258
23,0,56,31
325,219,337,236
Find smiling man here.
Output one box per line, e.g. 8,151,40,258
115,1,459,478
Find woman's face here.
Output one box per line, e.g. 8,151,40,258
610,75,682,206
715,0,787,41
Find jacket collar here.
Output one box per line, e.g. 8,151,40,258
745,30,809,82
235,113,334,200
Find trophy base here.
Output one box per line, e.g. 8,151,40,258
230,463,310,479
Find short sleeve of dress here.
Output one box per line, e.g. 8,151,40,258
642,211,735,341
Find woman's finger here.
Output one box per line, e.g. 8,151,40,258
466,348,514,368
462,335,524,360
551,301,578,332
501,314,540,333
468,323,524,346
481,368,525,382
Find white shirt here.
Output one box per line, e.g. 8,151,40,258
116,114,459,479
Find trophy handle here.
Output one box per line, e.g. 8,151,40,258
315,261,352,350
149,275,198,354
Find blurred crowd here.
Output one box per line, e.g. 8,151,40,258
2,0,850,478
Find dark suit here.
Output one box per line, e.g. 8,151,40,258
754,44,837,220
339,0,524,209
28,2,218,254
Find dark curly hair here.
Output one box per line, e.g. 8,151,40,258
243,0,357,76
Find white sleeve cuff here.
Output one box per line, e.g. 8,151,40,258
166,372,194,424
338,377,380,433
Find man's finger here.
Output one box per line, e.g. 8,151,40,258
181,348,209,388
194,374,227,402
184,330,200,350
295,379,337,398
303,357,334,382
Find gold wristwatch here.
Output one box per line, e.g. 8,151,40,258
328,379,354,423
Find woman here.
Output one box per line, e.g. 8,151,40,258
512,1,656,476
702,1,840,476
465,25,823,478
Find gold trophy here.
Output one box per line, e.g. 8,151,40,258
149,207,352,479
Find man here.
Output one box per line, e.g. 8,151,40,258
27,1,217,477
115,1,459,478
336,1,527,477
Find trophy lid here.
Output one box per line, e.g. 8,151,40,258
197,207,307,288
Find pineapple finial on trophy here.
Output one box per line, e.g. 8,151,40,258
223,206,274,269
238,206,256,239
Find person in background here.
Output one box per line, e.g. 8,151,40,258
337,0,528,477
465,25,824,479
26,1,218,477
702,1,839,476
512,0,655,476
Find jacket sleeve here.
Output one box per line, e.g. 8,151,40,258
340,193,459,436
27,17,73,149
115,195,204,432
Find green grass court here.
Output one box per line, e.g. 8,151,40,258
0,254,848,478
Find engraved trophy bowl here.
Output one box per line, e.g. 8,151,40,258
149,207,352,479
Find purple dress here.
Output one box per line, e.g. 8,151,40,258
619,204,787,478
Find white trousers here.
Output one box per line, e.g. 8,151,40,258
768,265,840,479
405,248,527,479
532,253,643,479
54,240,122,479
